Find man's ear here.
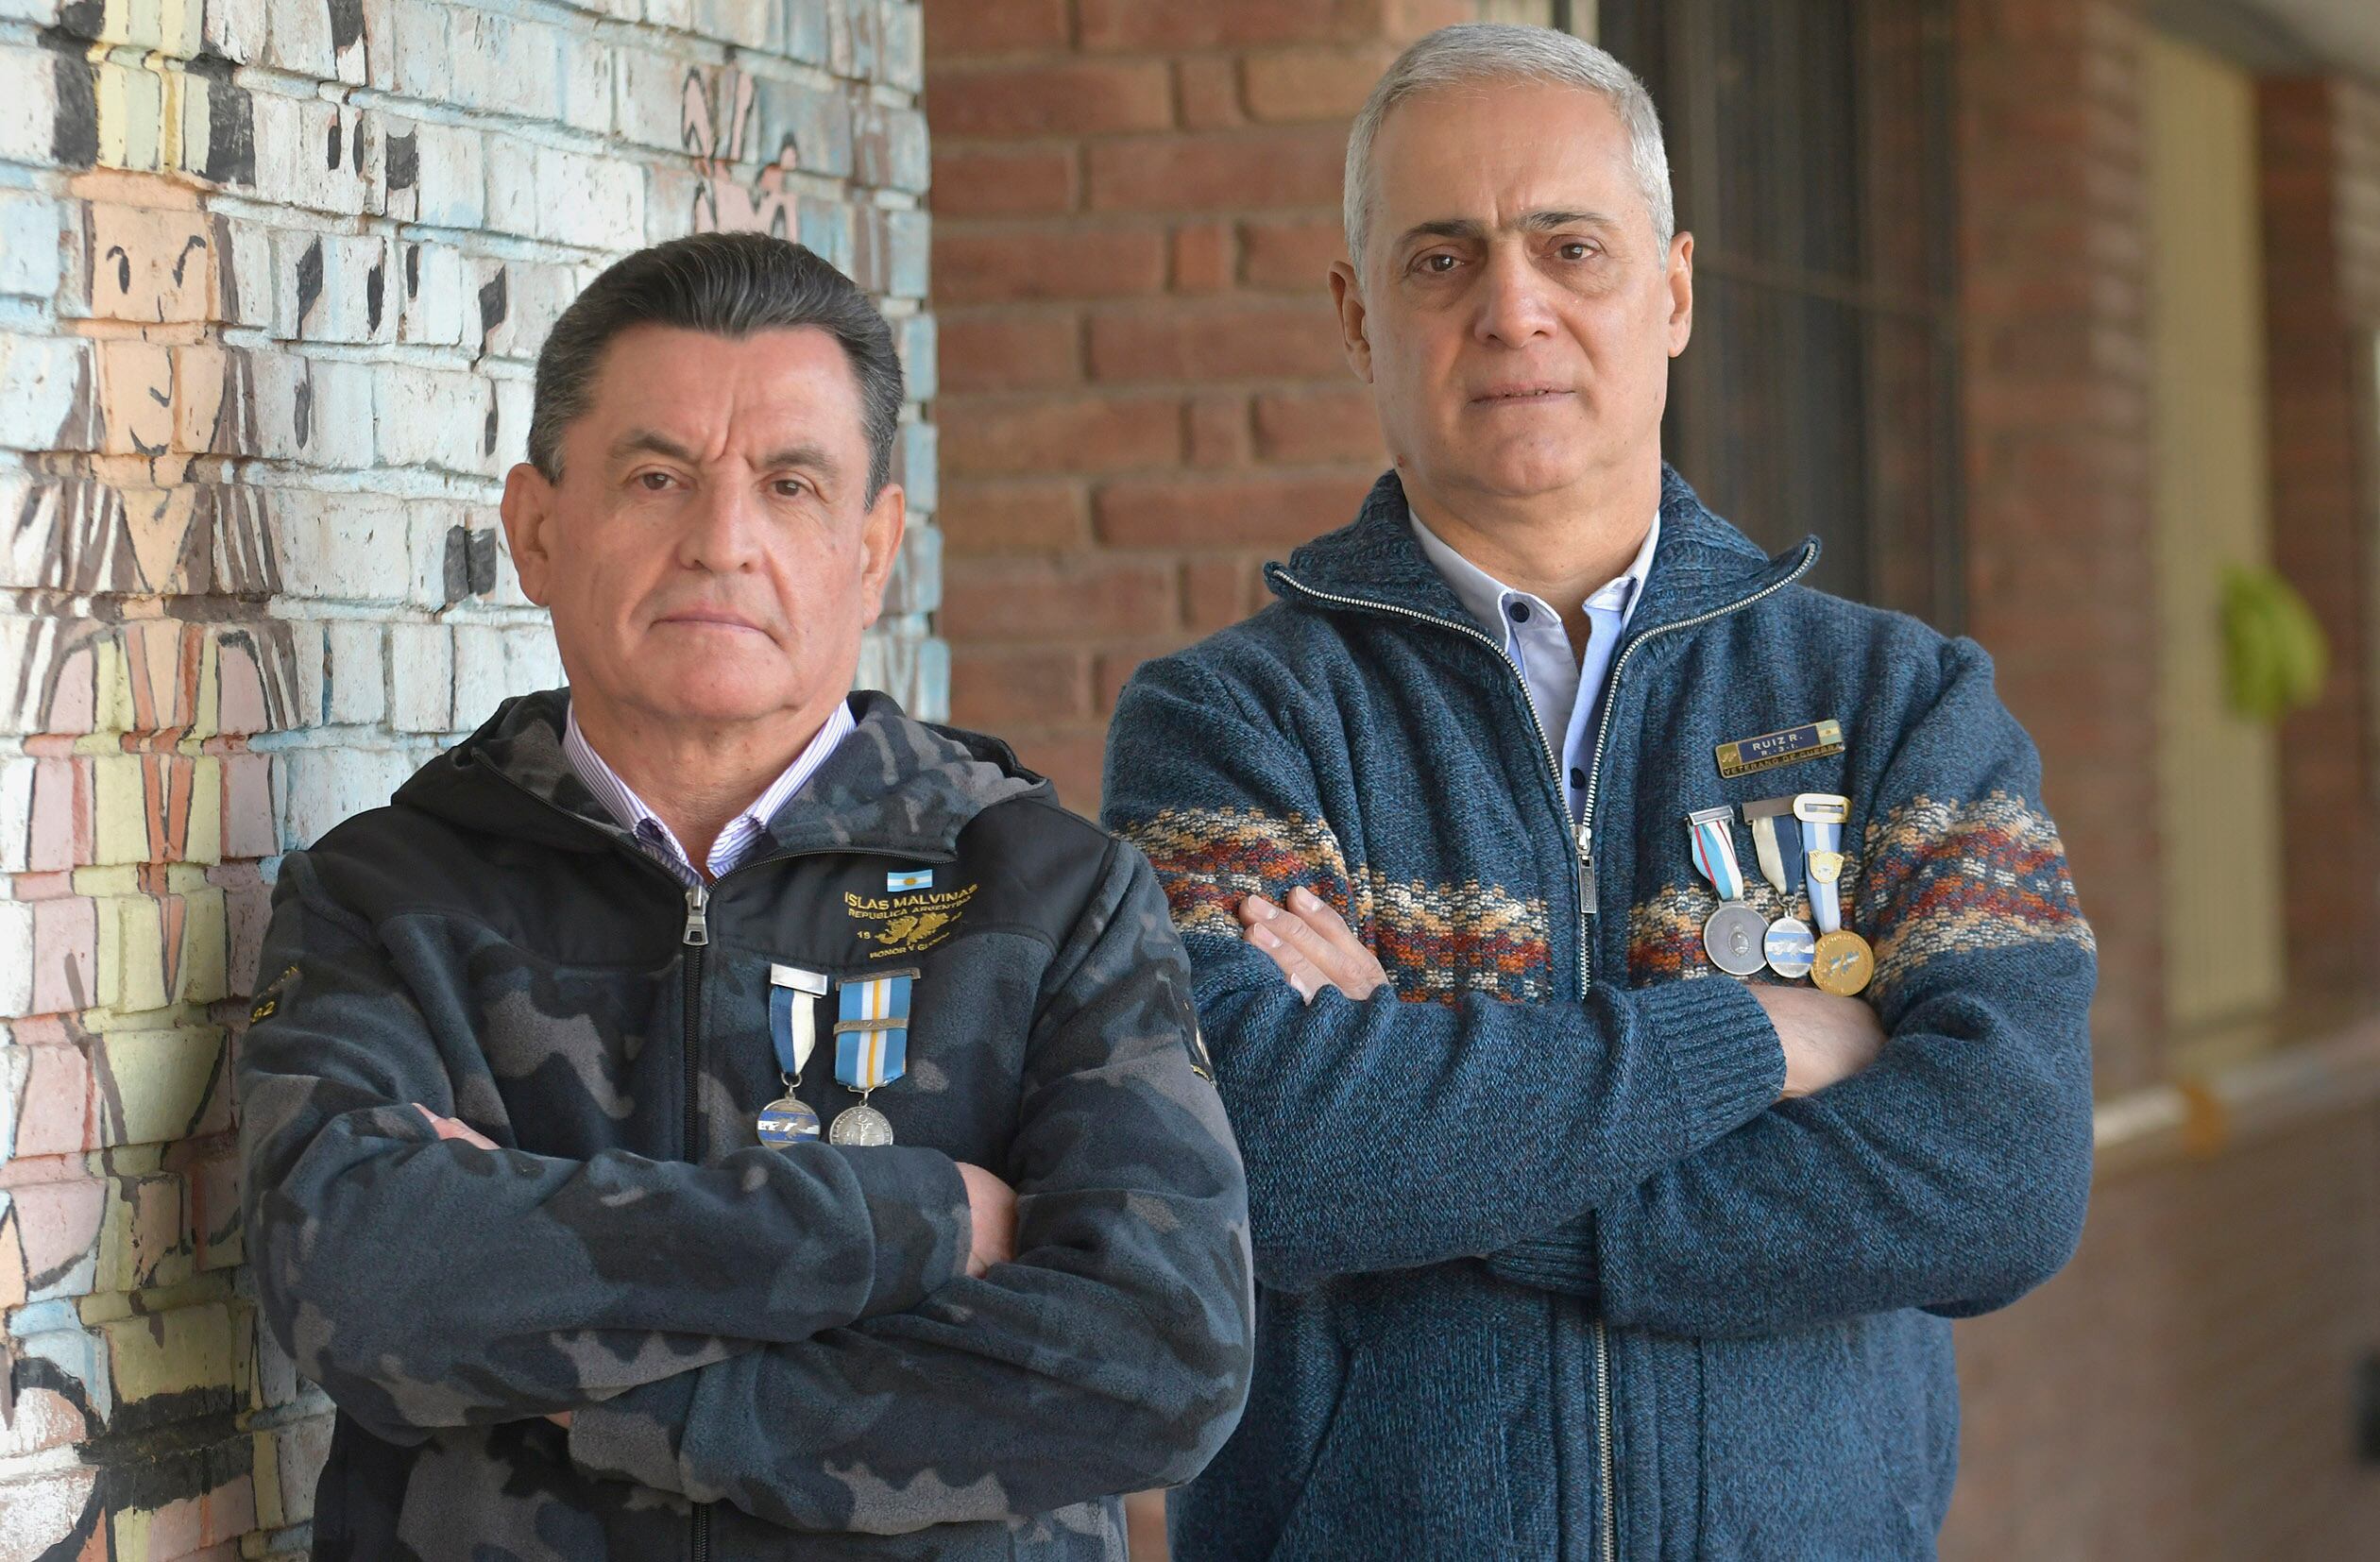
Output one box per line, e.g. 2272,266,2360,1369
498,463,558,606
1665,231,1695,357
857,481,908,630
1328,260,1375,383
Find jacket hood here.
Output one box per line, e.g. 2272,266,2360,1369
1267,465,1819,637
393,688,1050,864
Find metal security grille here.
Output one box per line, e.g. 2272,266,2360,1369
1594,0,1964,626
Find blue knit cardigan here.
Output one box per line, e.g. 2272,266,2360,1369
1102,467,2096,1561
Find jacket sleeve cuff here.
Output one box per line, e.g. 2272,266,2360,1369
567,1368,705,1493
842,1145,974,1318
1482,1215,1600,1299
1632,976,1785,1150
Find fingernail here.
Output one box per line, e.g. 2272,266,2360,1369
1251,925,1280,948
1251,896,1279,920
1291,886,1318,909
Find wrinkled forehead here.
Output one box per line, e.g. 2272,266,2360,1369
1368,78,1646,247
578,323,869,459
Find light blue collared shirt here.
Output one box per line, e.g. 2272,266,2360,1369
1411,510,1660,823
563,698,855,884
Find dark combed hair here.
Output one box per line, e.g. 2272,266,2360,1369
528,232,906,499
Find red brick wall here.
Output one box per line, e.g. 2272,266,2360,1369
2261,76,2380,1021
928,0,1471,809
1954,0,2163,1090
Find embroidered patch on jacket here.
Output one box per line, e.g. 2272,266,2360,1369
1121,806,1554,1005
846,883,978,959
1856,791,2095,994
249,962,301,1022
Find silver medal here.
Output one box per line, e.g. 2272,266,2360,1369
1703,903,1769,977
1763,916,1816,980
828,1102,894,1146
756,1095,821,1146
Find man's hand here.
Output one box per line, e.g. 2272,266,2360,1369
1752,985,1886,1099
1237,887,1388,1003
955,1162,1016,1279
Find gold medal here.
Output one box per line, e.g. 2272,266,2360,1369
1810,929,1875,996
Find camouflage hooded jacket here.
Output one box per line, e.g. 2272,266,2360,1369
236,688,1253,1562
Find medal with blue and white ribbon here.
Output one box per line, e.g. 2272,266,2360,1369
757,965,828,1146
1689,806,1768,976
829,969,917,1146
1742,797,1815,979
1794,793,1874,995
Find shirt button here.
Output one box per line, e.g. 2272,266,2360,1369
1507,601,1531,622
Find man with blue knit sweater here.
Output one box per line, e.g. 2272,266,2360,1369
1102,23,2096,1562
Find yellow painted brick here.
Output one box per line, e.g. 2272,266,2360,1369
109,896,172,1013
181,756,221,866
98,1025,222,1145
103,1299,234,1404
187,635,220,740
251,1427,286,1528
177,885,227,1004
91,639,135,734
94,1172,189,1294
91,755,151,864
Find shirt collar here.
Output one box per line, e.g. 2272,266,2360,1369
1408,506,1662,643
561,697,856,879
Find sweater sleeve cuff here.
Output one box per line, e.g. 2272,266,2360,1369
1632,976,1785,1149
841,1145,973,1318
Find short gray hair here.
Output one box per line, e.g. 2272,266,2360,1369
1343,23,1674,274
530,232,905,500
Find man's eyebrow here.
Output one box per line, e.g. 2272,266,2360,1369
608,429,701,465
758,442,840,475
1395,210,1624,248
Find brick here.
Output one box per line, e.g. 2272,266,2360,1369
0,333,89,453
273,492,410,600
1176,57,1245,130
941,394,1180,476
1241,218,1350,288
1086,127,1348,212
940,555,1179,641
928,61,1174,137
923,0,1068,54
939,313,1080,393
374,365,494,474
0,190,61,300
1078,0,1387,51
855,101,931,192
1242,44,1400,123
1187,393,1251,467
1172,222,1234,292
931,145,1077,217
1089,299,1348,381
0,42,60,166
935,227,1168,305
1254,387,1379,462
1182,554,1266,632
1093,472,1371,547
948,646,1093,727
939,478,1091,553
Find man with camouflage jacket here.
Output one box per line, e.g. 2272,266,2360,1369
237,233,1253,1561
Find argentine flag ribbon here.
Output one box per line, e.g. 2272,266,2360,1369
834,971,916,1093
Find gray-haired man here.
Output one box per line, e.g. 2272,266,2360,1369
237,233,1252,1560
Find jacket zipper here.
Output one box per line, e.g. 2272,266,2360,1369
681,879,712,1562
1274,538,1817,1562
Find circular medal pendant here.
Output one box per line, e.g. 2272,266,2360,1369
1763,916,1816,980
756,1096,821,1146
1703,902,1769,977
1810,930,1876,996
828,1102,895,1146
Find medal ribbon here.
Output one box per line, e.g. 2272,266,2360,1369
1742,798,1806,897
1794,794,1851,934
768,964,826,1080
1687,806,1748,901
834,972,915,1093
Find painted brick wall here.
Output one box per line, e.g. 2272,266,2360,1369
0,1,936,1554
928,0,1474,810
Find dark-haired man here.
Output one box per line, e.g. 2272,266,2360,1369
238,232,1252,1560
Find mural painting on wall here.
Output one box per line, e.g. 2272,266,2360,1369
683,64,801,236
4,7,305,1553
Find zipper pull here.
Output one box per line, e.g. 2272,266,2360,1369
682,882,710,946
1576,822,1598,908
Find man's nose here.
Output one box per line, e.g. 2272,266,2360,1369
1473,246,1557,348
676,480,766,572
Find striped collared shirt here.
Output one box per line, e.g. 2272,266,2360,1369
563,698,856,885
